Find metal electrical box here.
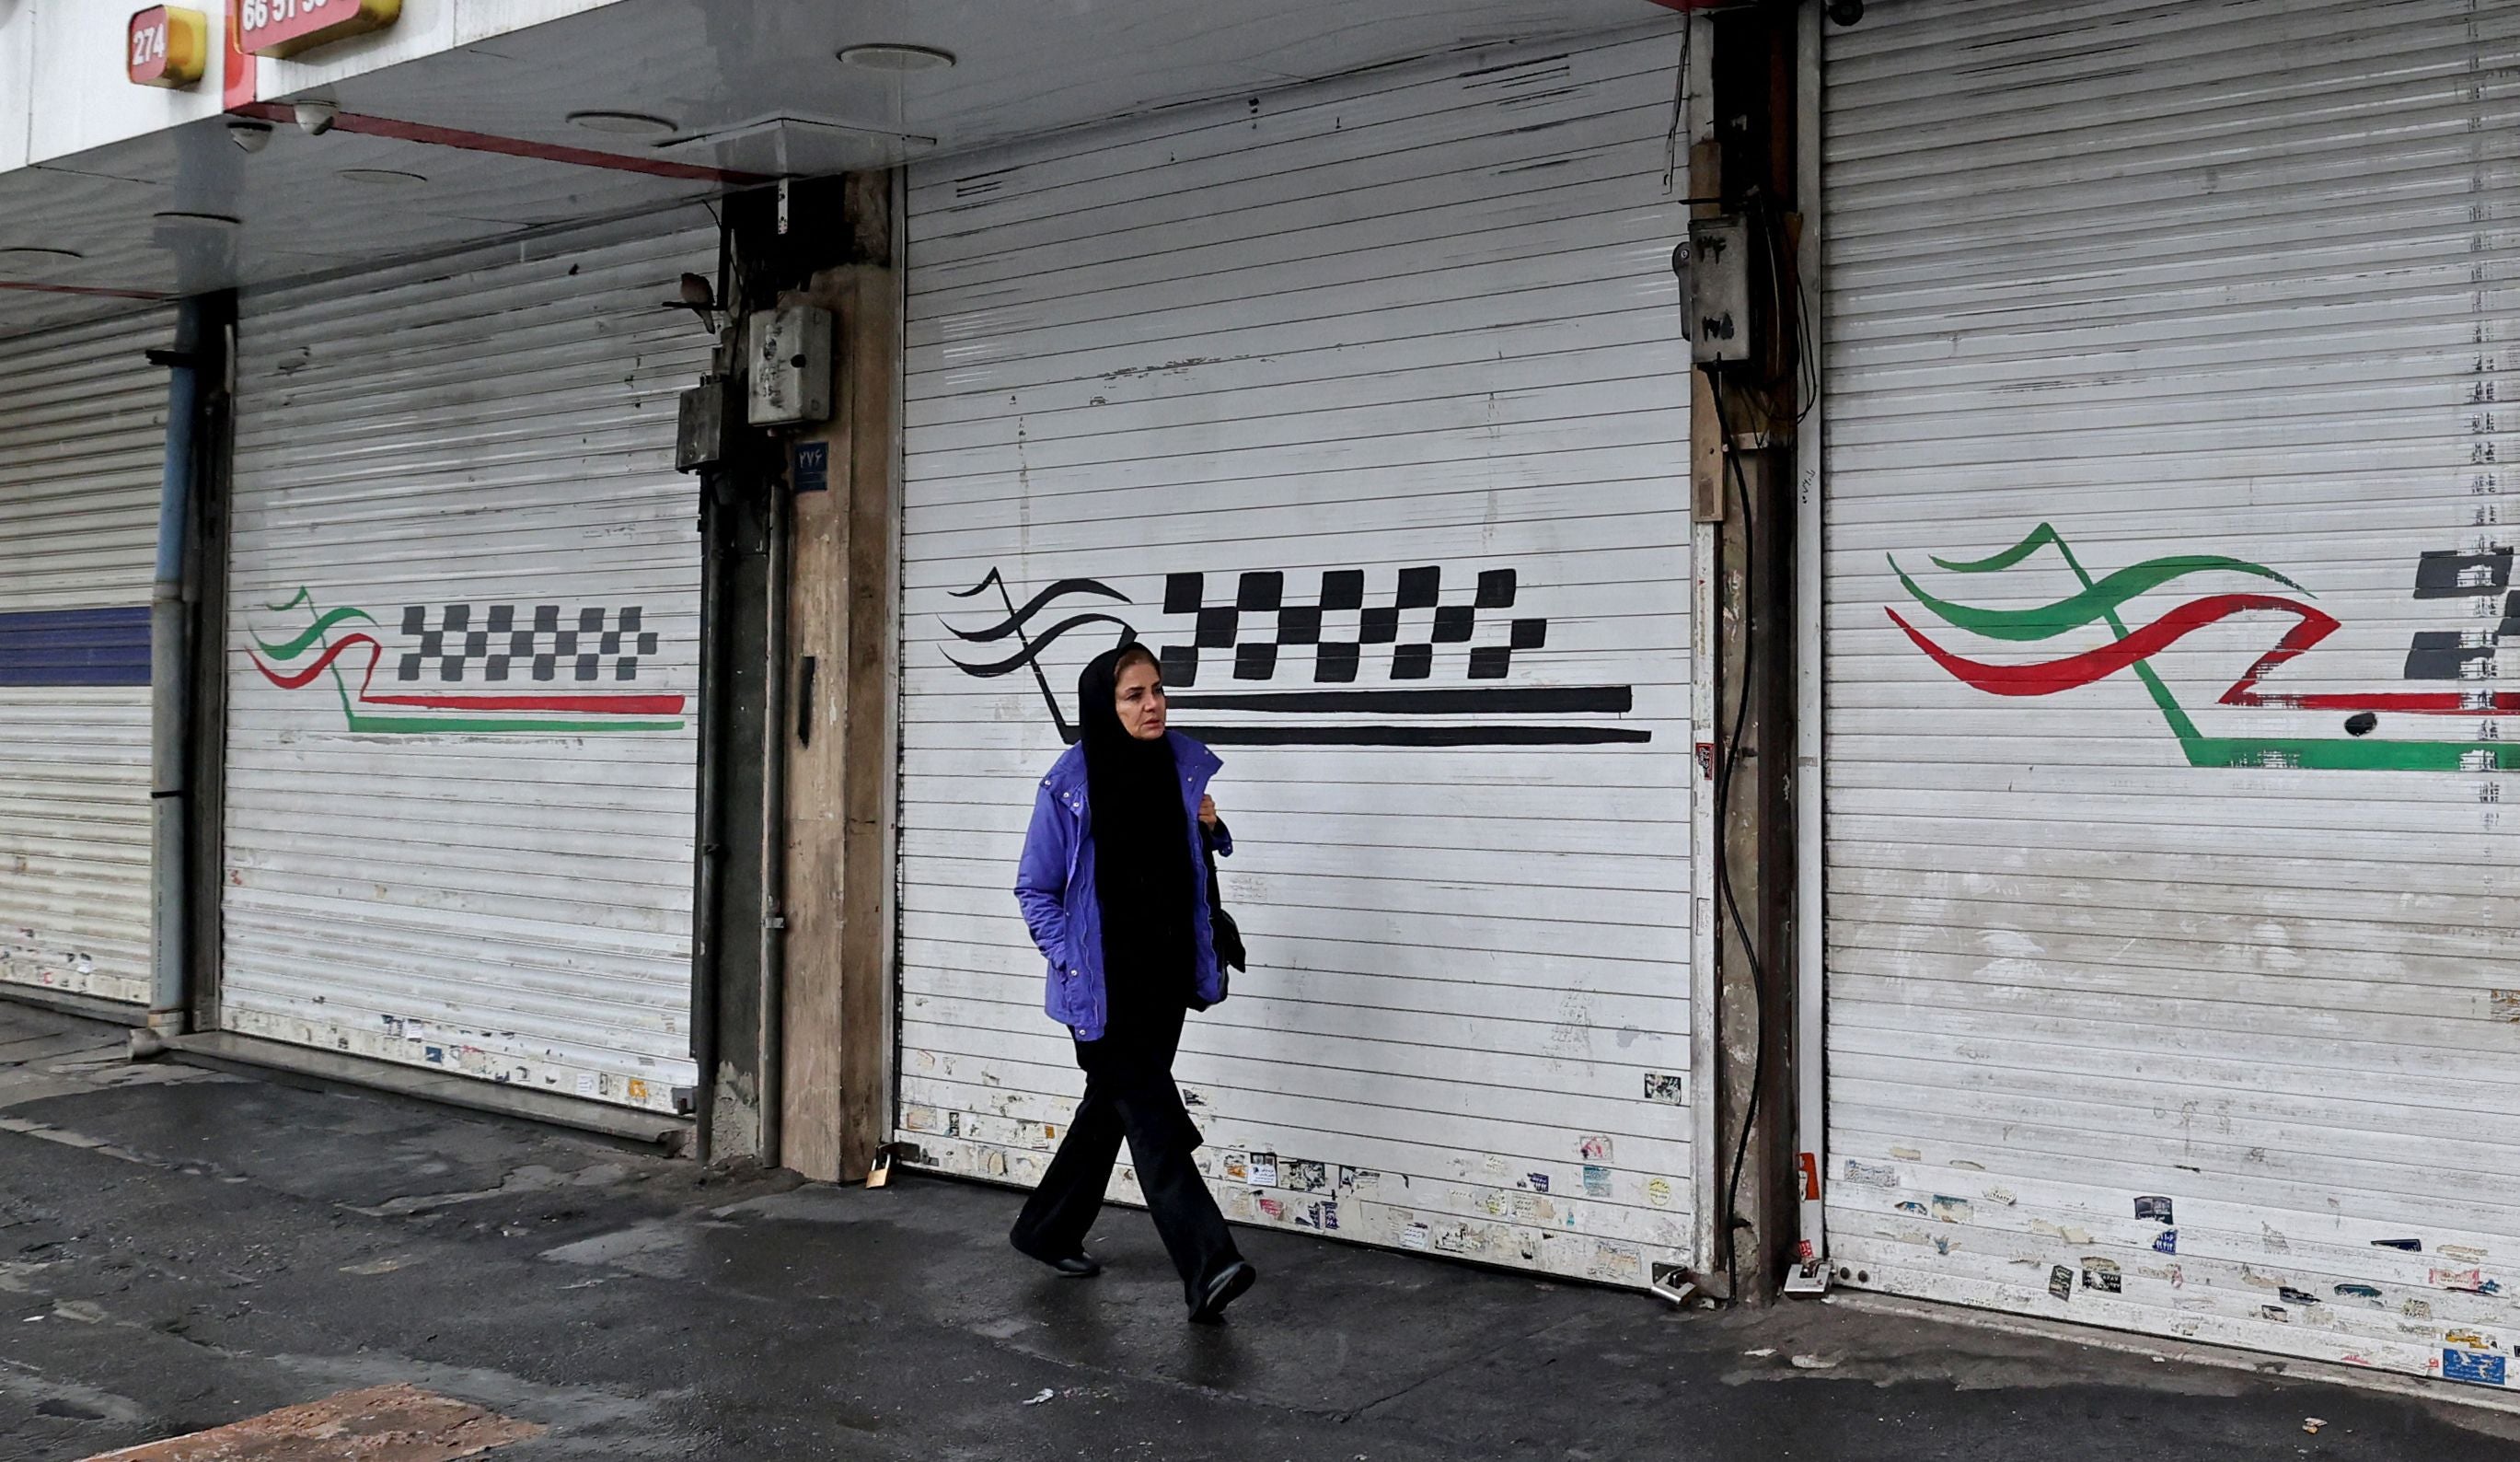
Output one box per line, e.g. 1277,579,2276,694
746,305,834,426
1685,215,1753,367
675,381,724,471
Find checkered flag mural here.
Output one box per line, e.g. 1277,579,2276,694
396,605,660,684
1155,568,1547,686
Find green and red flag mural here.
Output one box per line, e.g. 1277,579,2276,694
249,588,687,734
1890,524,2518,773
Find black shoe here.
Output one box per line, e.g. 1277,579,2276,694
1012,1236,1102,1277
1189,1260,1256,1322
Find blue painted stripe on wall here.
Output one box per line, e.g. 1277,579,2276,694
0,607,151,687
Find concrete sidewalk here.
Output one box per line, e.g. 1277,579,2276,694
0,1004,2512,1462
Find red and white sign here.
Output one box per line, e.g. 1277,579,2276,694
234,0,399,60
127,6,210,88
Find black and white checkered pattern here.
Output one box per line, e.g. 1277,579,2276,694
396,605,660,684
1156,569,1546,686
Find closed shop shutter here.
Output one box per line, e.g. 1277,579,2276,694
220,215,714,1111
1823,0,2520,1384
0,311,171,1007
896,29,1697,1283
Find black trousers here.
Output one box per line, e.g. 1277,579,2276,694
1010,1000,1241,1305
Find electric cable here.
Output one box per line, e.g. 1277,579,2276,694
1701,361,1768,1275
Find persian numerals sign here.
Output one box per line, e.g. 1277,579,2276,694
234,0,399,59
127,6,210,87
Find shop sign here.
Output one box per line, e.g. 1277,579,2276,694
236,0,399,60
128,6,210,87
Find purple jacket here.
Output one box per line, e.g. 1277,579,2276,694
1014,731,1231,1041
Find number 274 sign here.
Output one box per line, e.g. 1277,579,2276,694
235,0,399,59
126,7,209,88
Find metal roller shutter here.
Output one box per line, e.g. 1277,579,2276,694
897,29,1698,1284
1823,0,2520,1387
220,215,715,1111
0,311,171,1007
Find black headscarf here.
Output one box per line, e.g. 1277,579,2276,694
1078,644,1194,1009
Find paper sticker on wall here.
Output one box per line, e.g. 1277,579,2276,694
1647,1178,1674,1209
1250,1153,1279,1188
2444,1349,2509,1387
1222,1153,1249,1183
1930,1194,1971,1224
1643,1073,1685,1105
1844,1160,1898,1188
2049,1265,2074,1301
2154,1229,2178,1256
1578,1135,1613,1163
1526,1173,1551,1194
1403,1223,1430,1250
1589,1243,1643,1283
2082,1259,2121,1294
1287,1159,1328,1192
2135,1195,2174,1224
1582,1166,1613,1199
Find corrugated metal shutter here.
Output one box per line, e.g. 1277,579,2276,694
1823,0,2520,1387
0,310,170,1006
897,29,1698,1284
220,215,714,1111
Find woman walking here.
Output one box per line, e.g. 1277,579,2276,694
1009,644,1258,1322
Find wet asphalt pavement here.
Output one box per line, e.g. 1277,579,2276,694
0,1003,2514,1462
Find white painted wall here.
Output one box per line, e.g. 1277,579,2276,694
1821,0,2520,1396
220,212,713,1109
25,0,231,164
0,308,172,1006
897,28,1698,1286
0,0,30,171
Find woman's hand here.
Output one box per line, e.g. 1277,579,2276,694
1198,795,1220,830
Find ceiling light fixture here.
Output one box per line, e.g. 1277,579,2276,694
152,211,242,228
837,42,955,72
0,246,86,263
566,110,679,137
339,168,428,186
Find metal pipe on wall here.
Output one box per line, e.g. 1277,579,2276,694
756,476,791,1168
688,476,732,1161
147,298,204,1032
1789,0,1830,1281
1681,6,1725,1294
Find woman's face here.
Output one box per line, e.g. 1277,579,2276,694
1115,656,1167,741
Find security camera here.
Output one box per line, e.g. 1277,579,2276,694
293,100,339,135
1826,0,1865,24
227,121,273,154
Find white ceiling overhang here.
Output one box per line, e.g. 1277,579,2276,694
0,0,1676,337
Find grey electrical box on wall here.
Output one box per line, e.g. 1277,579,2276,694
746,305,834,425
1685,215,1753,367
